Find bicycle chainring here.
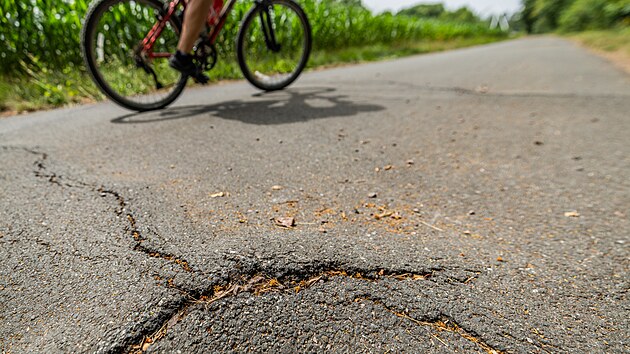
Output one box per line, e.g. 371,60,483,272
194,41,218,72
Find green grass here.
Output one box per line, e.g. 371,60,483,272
309,36,508,67
570,28,630,53
0,67,104,114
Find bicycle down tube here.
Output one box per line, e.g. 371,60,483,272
142,0,181,58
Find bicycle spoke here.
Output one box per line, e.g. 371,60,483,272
238,0,311,91
83,0,185,111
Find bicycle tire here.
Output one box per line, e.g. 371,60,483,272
81,0,187,111
236,0,312,91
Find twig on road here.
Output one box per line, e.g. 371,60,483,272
419,221,444,232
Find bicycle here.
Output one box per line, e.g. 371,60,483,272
81,0,312,111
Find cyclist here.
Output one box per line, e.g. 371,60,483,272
169,0,215,83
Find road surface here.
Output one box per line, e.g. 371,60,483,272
1,37,628,353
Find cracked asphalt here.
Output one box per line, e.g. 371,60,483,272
1,37,628,353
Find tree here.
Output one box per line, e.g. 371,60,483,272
398,4,446,18
516,0,629,33
531,0,574,33
332,0,365,9
604,0,630,26
559,0,610,31
520,0,537,33
440,7,479,23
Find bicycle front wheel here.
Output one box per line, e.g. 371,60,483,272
236,0,312,91
81,0,187,111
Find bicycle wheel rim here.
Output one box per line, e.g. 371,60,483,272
83,0,186,111
238,0,311,91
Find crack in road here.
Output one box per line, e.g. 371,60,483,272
2,145,195,274
354,296,503,354
500,331,560,354
2,146,198,353
4,145,510,353
2,145,91,189
97,188,195,274
128,268,482,353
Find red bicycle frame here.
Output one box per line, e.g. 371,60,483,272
142,0,240,59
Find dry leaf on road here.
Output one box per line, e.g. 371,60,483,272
374,211,393,220
275,217,295,228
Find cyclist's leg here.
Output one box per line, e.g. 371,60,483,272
179,0,213,53
169,0,213,82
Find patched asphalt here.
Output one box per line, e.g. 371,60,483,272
1,37,628,353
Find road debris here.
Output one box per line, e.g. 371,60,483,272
419,221,444,232
275,216,296,228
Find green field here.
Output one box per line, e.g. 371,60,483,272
0,0,507,113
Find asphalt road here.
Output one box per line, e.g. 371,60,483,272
1,37,628,353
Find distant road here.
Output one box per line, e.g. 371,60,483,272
1,37,628,353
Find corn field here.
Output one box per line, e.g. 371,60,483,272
0,0,504,77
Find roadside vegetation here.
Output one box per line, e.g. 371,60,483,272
510,0,630,71
570,27,630,54
0,0,507,114
569,28,630,72
511,0,629,33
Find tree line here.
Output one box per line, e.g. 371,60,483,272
366,0,630,33
516,0,630,33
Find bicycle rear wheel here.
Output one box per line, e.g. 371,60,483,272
236,0,312,91
81,0,187,111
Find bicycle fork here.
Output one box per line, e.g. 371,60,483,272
256,0,281,52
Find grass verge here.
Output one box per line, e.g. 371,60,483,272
569,28,630,74
309,36,507,68
1,37,506,116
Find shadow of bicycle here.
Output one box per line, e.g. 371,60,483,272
111,87,385,125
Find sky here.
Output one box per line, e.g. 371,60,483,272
362,0,523,16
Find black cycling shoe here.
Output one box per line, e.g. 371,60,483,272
169,50,209,84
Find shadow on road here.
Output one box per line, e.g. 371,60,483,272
111,87,385,125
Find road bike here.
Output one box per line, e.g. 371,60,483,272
81,0,312,111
